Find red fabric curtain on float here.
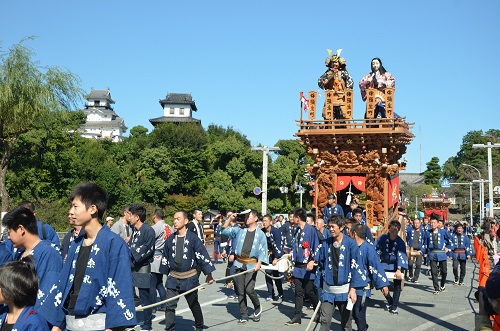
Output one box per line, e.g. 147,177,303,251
336,176,351,191
424,209,449,220
351,176,365,191
336,176,366,192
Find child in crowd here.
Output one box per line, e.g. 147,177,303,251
0,256,49,330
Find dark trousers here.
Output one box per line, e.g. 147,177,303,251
151,272,166,309
430,257,447,291
408,254,423,281
139,286,153,330
319,300,352,331
352,294,368,331
265,269,283,297
452,259,467,283
165,286,203,331
293,277,318,317
236,268,259,317
213,239,222,263
386,279,402,309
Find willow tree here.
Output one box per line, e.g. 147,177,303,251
0,38,83,211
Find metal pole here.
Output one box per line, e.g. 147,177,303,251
469,183,473,225
251,146,280,216
262,148,269,216
462,163,483,221
472,142,500,219
487,142,494,218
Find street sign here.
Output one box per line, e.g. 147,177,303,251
441,178,450,188
253,187,262,195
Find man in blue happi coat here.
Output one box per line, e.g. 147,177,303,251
406,217,426,283
160,210,215,331
315,214,364,331
222,209,268,323
39,182,137,331
2,206,62,309
285,208,321,326
323,194,344,220
128,204,155,331
375,220,408,314
423,214,453,294
262,214,284,302
451,222,473,285
349,223,389,331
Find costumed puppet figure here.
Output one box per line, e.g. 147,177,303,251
359,57,396,119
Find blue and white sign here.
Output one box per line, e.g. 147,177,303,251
441,178,450,188
253,187,262,195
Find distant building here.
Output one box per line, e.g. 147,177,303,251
149,93,200,126
80,89,127,142
400,172,425,186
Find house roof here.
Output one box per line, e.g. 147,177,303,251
159,93,197,111
83,107,118,117
400,172,425,186
84,89,115,103
83,118,128,130
149,116,201,125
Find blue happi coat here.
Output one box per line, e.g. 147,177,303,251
15,240,62,308
375,234,408,271
315,234,365,303
160,230,215,291
291,223,320,280
354,241,390,297
129,222,155,288
39,226,137,330
450,233,473,260
423,228,454,262
222,226,269,269
323,204,345,219
405,226,426,252
0,305,49,331
266,226,283,260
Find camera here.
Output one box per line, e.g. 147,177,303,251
475,286,497,316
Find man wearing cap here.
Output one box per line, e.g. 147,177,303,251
323,194,344,220
451,222,473,286
221,209,268,323
406,217,425,283
106,216,114,228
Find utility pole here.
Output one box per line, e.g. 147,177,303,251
251,146,280,215
462,163,484,221
472,142,500,218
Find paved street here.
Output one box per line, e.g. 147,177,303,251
135,247,480,331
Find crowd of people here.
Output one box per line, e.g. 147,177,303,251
0,183,499,330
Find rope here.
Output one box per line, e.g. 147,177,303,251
304,300,321,331
136,268,255,311
259,269,285,279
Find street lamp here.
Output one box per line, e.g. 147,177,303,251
462,163,484,221
472,142,500,218
252,146,280,215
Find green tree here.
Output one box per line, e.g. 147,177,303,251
0,38,83,210
424,157,442,186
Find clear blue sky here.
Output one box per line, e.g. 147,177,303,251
2,0,499,173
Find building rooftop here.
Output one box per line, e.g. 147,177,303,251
159,93,197,111
149,116,201,125
84,89,115,103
